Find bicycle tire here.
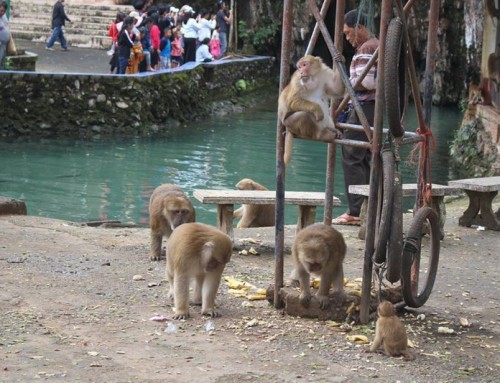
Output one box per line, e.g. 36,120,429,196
374,149,395,264
384,17,405,138
401,207,440,308
386,169,403,283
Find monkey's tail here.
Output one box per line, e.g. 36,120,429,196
283,131,294,166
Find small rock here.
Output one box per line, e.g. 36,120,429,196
132,275,145,281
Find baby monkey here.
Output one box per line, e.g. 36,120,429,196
370,301,415,360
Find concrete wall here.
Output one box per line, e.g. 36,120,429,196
0,56,276,137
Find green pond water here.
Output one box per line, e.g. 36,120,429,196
0,102,462,227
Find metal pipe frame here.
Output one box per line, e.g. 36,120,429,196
274,0,293,309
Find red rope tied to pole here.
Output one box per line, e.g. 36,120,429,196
416,125,435,207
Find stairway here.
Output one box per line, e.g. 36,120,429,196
9,0,132,49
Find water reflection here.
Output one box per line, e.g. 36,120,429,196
0,102,462,226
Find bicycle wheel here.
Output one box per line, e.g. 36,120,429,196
386,169,403,283
374,149,395,264
401,207,440,307
384,17,405,138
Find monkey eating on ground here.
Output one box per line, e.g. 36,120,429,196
233,178,275,228
290,223,346,309
166,222,233,320
369,301,415,360
149,183,196,261
278,55,345,165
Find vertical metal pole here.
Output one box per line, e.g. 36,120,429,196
324,0,346,225
359,0,392,324
417,0,439,209
274,0,293,309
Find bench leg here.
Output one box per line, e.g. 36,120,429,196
297,206,316,232
217,204,234,239
459,190,500,230
430,196,446,240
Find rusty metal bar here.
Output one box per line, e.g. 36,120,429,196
306,0,372,142
323,0,346,225
360,0,393,325
305,0,332,56
274,0,293,310
416,0,440,210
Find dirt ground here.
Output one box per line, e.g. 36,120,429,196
1,196,499,383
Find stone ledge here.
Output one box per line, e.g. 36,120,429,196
0,196,28,215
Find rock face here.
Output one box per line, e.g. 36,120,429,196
0,57,276,137
0,197,27,215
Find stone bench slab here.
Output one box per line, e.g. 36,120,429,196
448,177,500,230
194,189,340,238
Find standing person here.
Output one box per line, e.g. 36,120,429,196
209,25,221,59
170,29,183,68
216,0,232,57
0,1,10,70
180,6,199,63
332,9,379,225
197,9,215,43
108,11,126,74
159,26,172,69
45,0,72,51
149,13,161,69
117,17,135,74
141,18,155,71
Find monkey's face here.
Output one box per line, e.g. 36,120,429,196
297,242,329,275
164,198,194,230
297,58,314,80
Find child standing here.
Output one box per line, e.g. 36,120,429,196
210,25,221,59
159,27,172,70
171,29,184,68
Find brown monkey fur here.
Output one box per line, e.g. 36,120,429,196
166,222,233,320
290,223,346,309
149,183,196,261
278,55,345,165
233,178,275,228
370,301,415,360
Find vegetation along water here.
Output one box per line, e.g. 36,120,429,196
0,102,462,227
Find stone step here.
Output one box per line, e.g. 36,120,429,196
12,19,113,33
13,30,112,49
9,0,130,49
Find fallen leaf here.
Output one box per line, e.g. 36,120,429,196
347,334,369,344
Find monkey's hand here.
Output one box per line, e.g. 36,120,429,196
314,108,324,121
316,294,331,310
333,50,345,63
299,292,312,307
202,310,221,318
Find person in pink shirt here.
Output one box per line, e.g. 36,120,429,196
171,29,184,68
148,14,161,70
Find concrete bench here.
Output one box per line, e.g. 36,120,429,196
348,183,462,239
448,176,500,231
193,189,341,239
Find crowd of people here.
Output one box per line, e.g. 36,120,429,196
107,0,233,74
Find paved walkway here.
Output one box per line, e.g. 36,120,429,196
15,40,111,74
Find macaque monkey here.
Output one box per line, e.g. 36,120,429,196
278,55,345,165
149,183,196,261
369,301,415,360
166,222,233,320
233,178,275,228
290,223,346,309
